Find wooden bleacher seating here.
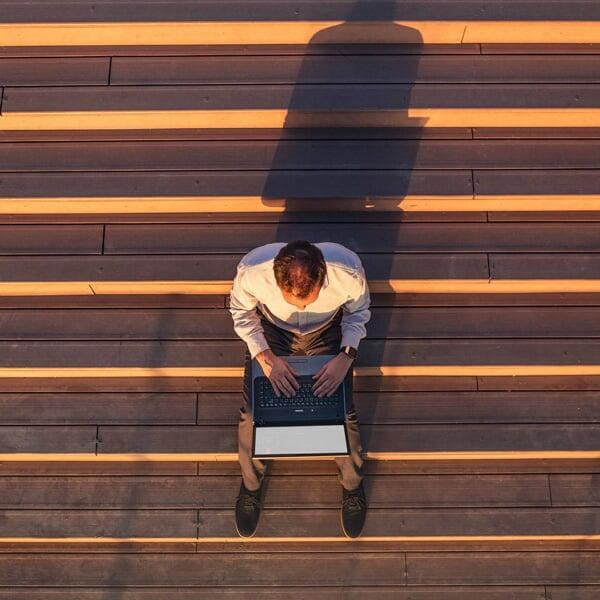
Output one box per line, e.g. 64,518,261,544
0,0,598,596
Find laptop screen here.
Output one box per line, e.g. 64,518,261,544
253,424,349,457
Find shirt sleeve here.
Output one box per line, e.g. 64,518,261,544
340,265,372,351
228,265,270,359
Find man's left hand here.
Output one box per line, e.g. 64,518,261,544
312,353,353,397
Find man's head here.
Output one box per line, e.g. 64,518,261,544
273,240,327,309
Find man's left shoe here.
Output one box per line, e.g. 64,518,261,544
340,481,367,538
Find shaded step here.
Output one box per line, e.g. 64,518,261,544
0,474,557,508
1,389,598,425
0,552,597,585
109,54,600,85
0,508,598,548
0,586,557,600
4,253,600,295
1,423,598,461
3,84,600,128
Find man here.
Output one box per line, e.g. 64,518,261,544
229,239,371,538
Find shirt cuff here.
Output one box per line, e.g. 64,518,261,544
247,333,270,360
340,330,362,351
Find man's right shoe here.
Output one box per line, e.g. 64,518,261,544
235,480,264,537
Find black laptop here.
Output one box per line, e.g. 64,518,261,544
251,354,350,458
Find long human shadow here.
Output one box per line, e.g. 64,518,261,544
261,0,426,460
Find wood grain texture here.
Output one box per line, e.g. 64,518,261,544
0,474,552,508
406,552,600,584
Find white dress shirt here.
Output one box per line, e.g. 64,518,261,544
229,242,371,359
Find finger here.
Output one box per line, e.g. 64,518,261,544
271,379,282,398
312,365,326,379
313,377,331,397
311,374,326,393
326,381,340,397
284,370,300,391
279,376,295,398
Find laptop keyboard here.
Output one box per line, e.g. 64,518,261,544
255,376,343,409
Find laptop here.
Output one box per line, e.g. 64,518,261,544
251,354,350,458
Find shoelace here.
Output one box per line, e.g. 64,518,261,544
342,493,366,514
236,491,261,511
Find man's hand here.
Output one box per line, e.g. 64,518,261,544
256,349,300,398
312,353,353,397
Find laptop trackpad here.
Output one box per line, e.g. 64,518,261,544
254,424,348,457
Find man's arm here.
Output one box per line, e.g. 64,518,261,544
340,265,371,351
228,266,270,359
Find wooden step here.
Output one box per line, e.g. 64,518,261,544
0,552,596,585
1,423,598,461
3,84,600,129
3,21,600,46
0,586,562,599
0,507,598,548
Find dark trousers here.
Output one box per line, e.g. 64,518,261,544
238,307,364,491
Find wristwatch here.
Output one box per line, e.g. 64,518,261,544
340,345,358,361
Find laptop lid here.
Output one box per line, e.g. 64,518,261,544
253,423,350,458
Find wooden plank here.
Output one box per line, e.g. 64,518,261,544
0,510,196,537
547,587,600,600
0,253,490,283
0,462,197,475
104,223,600,253
8,339,600,369
491,254,600,279
488,212,600,223
2,1,600,21
18,84,600,112
0,127,472,142
406,552,600,584
1,140,600,171
97,424,600,455
12,107,600,129
199,458,600,476
370,293,600,307
474,170,600,195
0,374,478,394
4,21,600,46
111,55,600,85
0,474,551,508
9,307,600,340
474,127,600,138
0,225,102,254
0,43,481,58
0,587,551,600
550,475,600,506
0,57,109,85
0,294,226,308
478,375,600,391
1,507,597,541
482,44,600,54
198,507,600,538
0,427,95,453
6,196,600,215
198,390,600,425
0,170,470,195
0,553,406,586
0,392,197,424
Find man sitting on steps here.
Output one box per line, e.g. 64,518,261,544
229,239,372,538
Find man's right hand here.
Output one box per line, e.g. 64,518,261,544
255,349,300,398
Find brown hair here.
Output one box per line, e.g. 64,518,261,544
273,240,327,299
